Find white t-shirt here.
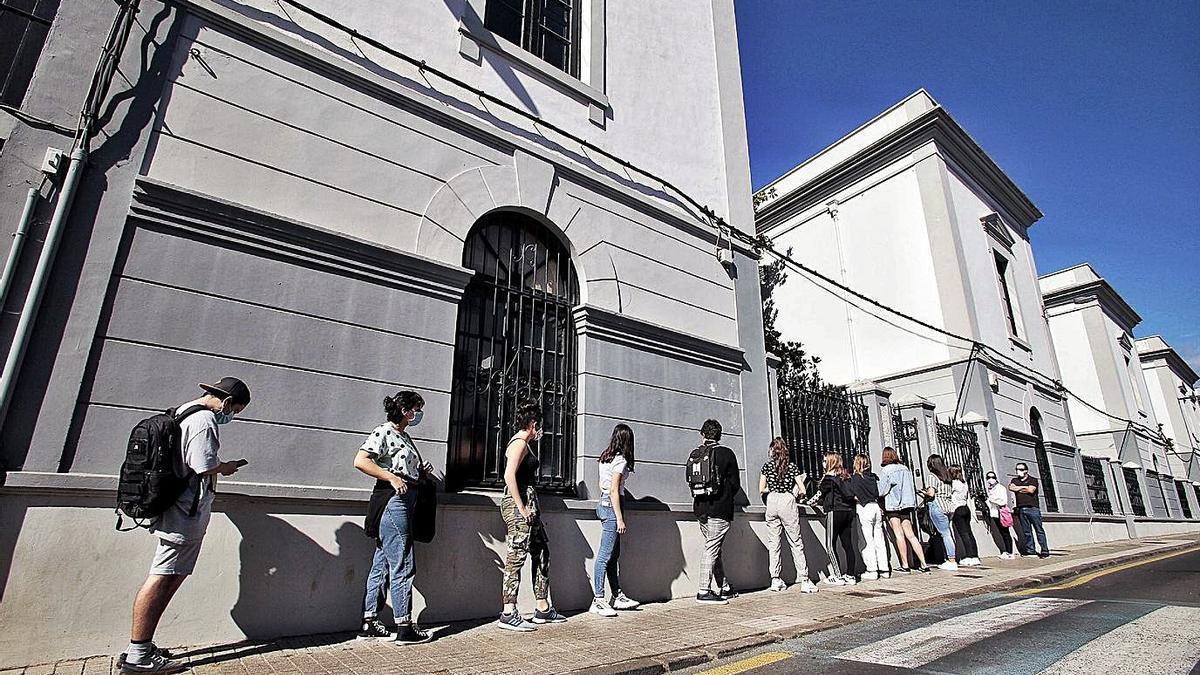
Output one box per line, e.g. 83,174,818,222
360,423,423,481
152,408,221,544
987,482,1010,517
598,455,631,496
950,479,970,510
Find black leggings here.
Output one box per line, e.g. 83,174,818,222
990,516,1013,554
827,510,860,577
952,506,979,559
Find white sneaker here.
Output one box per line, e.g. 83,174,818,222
842,575,857,585
769,578,787,592
880,571,892,579
860,571,879,581
611,592,640,610
824,575,846,586
589,598,617,618
1000,552,1014,560
798,579,818,594
939,561,959,571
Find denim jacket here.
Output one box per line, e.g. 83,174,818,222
878,463,917,510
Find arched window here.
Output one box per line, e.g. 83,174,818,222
446,211,579,494
1029,408,1058,512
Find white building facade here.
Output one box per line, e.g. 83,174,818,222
756,91,1126,545
1040,265,1183,520
1137,336,1200,488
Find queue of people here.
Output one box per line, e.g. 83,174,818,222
117,379,1052,671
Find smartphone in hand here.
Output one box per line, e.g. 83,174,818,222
233,458,249,467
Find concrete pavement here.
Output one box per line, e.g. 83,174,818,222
6,534,1199,675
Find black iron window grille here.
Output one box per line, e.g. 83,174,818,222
1176,481,1193,519
1081,456,1113,515
1122,467,1146,516
0,0,60,108
446,212,579,495
936,420,987,513
1029,410,1059,512
484,0,579,76
892,414,920,475
777,389,871,491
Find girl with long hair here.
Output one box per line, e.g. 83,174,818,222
815,452,860,585
590,424,642,617
985,470,1017,559
496,399,566,631
923,454,960,571
948,465,981,566
758,438,817,593
878,448,930,573
849,454,889,580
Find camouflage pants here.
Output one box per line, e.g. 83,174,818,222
500,489,550,604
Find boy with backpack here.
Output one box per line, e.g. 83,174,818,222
686,418,740,604
118,377,250,673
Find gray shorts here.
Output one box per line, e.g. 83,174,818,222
150,538,203,576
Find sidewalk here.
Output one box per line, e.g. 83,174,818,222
12,534,1199,675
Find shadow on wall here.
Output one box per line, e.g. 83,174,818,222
619,495,686,603
226,504,374,638
0,495,27,603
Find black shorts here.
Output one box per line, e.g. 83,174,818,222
885,507,915,518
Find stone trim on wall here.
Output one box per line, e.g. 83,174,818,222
131,177,474,303
573,304,745,374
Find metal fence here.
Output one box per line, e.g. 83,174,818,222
777,389,871,489
935,420,987,513
1176,481,1194,519
1081,456,1113,515
1122,467,1147,517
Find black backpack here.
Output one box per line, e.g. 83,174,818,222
115,404,206,530
686,443,724,497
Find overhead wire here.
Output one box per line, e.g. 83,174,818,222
246,1,1171,448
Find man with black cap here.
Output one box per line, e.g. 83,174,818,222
119,377,251,673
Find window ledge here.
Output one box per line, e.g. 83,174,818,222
458,21,610,114
1009,335,1033,353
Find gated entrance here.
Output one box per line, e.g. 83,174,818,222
777,389,871,488
446,212,579,494
936,420,987,512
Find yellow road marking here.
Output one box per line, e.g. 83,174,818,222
696,651,793,675
1012,544,1200,596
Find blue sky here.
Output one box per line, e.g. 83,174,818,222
735,1,1200,372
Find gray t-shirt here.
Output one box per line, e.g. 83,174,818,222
151,408,221,544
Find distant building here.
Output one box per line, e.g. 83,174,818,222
1040,264,1182,518
755,90,1092,521
1135,336,1200,512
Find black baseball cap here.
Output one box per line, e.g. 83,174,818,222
199,377,251,406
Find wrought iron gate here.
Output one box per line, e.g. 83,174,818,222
1122,467,1146,516
892,414,920,476
936,420,987,513
777,389,871,486
1080,455,1113,515
446,212,579,494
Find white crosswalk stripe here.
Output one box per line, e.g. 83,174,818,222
835,597,1088,668
1037,605,1200,675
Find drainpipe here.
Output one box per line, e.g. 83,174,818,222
0,147,88,430
0,188,39,312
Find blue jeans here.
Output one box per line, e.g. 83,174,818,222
593,500,621,598
1017,506,1049,555
928,501,956,560
363,490,417,623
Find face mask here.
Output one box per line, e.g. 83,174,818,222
215,399,235,425
987,478,998,486
1017,469,1028,476
409,410,423,427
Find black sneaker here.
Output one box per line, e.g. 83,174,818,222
896,567,911,573
695,591,728,604
357,618,395,641
530,607,567,624
719,587,739,600
917,566,932,573
1037,552,1051,558
393,624,432,645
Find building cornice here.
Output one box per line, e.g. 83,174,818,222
573,305,745,374
1040,279,1142,332
1136,338,1200,385
130,177,475,303
756,107,1042,234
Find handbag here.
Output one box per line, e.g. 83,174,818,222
999,505,1014,528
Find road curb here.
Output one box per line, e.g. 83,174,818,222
566,538,1200,675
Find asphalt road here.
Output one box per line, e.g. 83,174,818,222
686,547,1200,675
